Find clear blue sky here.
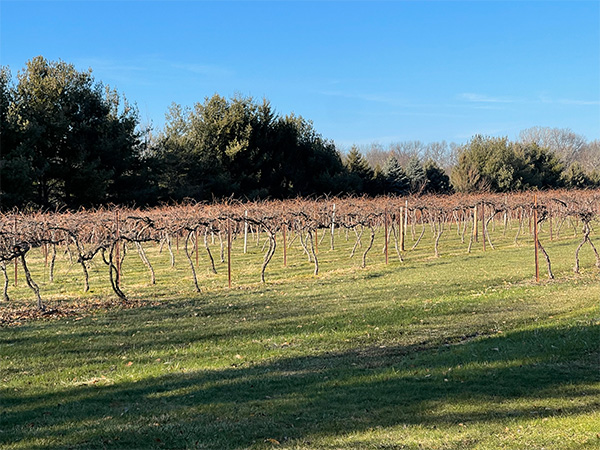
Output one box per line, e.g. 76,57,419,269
1,1,599,149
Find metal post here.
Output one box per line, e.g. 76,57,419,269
115,210,121,287
227,217,232,288
534,195,539,283
13,216,17,287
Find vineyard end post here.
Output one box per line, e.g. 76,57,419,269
227,216,232,289
115,210,121,287
534,195,539,283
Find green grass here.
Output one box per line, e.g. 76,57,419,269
1,225,599,449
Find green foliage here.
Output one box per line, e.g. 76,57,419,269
450,154,483,193
423,159,452,194
156,95,347,201
561,162,591,189
451,135,566,193
345,146,374,194
450,136,585,193
589,170,600,187
405,156,427,193
2,57,598,207
455,136,520,192
515,142,564,189
0,66,33,208
382,155,409,194
1,57,146,209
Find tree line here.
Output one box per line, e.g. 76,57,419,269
1,57,599,210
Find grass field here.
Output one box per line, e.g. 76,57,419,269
1,224,599,449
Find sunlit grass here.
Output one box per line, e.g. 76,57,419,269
1,223,599,449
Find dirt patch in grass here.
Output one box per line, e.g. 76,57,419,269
0,297,161,327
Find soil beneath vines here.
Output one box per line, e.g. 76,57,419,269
0,297,161,327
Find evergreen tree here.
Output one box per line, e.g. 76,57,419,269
382,156,409,194
450,135,520,192
1,57,144,209
561,162,591,189
423,159,452,194
345,146,374,194
514,142,564,189
405,156,426,193
0,66,33,208
156,94,348,201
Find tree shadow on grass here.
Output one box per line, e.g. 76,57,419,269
2,323,599,449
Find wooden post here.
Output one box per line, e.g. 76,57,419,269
404,200,408,248
481,202,486,252
330,203,336,251
399,207,405,252
549,207,553,241
227,217,232,288
473,204,478,243
243,210,248,254
283,224,287,267
384,207,389,264
399,206,405,252
534,195,539,283
503,194,508,234
195,228,199,267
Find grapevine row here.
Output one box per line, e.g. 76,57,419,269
1,190,599,311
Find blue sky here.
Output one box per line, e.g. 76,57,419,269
1,1,599,149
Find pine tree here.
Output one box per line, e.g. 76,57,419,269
424,159,451,194
405,156,426,193
345,146,374,194
382,156,409,194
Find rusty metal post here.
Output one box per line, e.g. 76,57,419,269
227,217,232,288
534,195,539,283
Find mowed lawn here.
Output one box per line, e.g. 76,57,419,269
1,224,599,449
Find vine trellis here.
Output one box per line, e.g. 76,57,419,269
1,189,598,311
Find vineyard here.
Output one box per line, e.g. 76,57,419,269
2,190,600,449
1,189,599,316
